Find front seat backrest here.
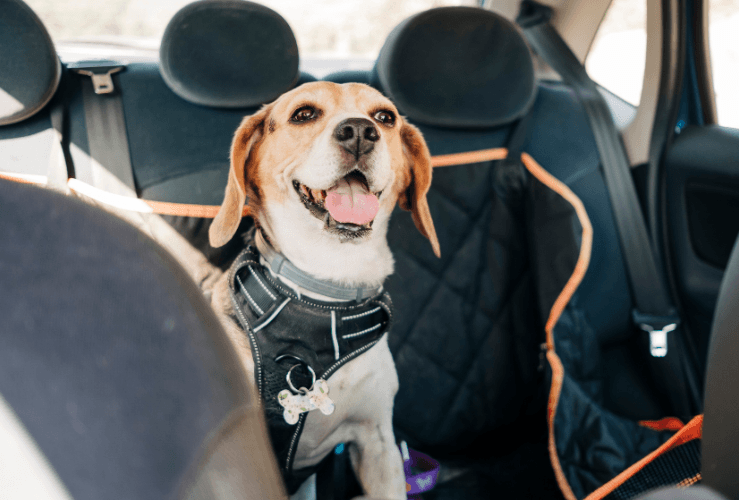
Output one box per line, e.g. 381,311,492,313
702,235,739,498
0,179,286,500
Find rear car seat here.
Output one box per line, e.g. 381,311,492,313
65,0,315,266
325,6,698,499
1,0,315,268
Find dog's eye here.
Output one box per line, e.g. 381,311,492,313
291,106,317,123
374,110,396,126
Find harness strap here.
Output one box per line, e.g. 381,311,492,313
234,247,388,342
226,238,392,488
256,231,384,302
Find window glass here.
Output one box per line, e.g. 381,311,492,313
586,0,647,106
708,0,739,128
24,0,476,59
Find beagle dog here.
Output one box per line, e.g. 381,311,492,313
208,81,440,500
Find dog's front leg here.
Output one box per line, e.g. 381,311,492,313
348,419,406,500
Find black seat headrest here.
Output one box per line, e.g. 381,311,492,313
160,0,300,108
374,7,536,129
0,0,61,126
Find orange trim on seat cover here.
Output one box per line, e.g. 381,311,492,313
521,152,593,500
430,148,508,167
0,172,46,185
2,149,503,217
584,415,703,500
143,200,250,218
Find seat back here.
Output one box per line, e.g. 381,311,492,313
0,179,286,499
702,235,739,498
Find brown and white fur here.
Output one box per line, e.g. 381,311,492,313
208,81,440,500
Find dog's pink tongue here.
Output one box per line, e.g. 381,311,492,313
325,177,379,225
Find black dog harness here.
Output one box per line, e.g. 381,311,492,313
227,232,392,493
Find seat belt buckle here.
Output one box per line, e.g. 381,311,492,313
632,310,679,358
69,61,125,94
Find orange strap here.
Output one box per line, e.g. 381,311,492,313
430,148,508,167
0,172,45,185
2,148,503,218
639,417,686,432
143,200,250,218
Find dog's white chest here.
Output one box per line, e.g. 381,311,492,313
293,335,399,468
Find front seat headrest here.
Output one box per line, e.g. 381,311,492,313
160,0,300,108
0,0,61,126
374,6,536,129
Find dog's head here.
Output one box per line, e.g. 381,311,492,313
209,81,440,271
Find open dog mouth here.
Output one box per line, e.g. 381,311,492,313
292,171,382,238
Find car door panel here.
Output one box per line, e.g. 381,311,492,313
665,125,739,364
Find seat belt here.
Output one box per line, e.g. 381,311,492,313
516,1,699,417
67,60,137,198
47,71,73,190
494,104,535,197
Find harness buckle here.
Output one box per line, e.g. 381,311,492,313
69,61,125,94
632,310,679,358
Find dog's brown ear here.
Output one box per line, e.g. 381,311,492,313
209,106,270,248
398,121,440,258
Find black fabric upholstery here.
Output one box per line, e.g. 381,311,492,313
373,7,536,128
384,82,633,451
0,179,254,499
160,0,300,108
0,0,60,126
386,135,546,453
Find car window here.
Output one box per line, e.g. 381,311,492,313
586,0,646,106
708,0,739,128
24,0,477,59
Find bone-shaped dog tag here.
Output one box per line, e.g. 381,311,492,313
278,379,335,425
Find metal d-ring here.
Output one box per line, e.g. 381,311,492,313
286,363,316,395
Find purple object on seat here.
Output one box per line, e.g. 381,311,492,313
400,443,440,499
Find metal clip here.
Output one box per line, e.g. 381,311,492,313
638,322,677,357
633,310,680,358
69,61,125,94
75,67,122,94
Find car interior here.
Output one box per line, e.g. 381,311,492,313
1,0,739,499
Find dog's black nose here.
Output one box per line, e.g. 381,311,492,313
334,118,379,159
